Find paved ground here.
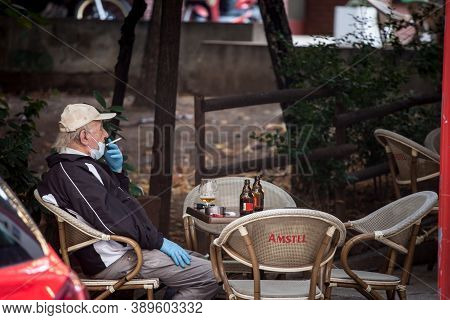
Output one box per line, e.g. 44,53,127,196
152,264,438,300
330,264,438,300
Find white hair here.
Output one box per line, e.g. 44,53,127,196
52,122,93,152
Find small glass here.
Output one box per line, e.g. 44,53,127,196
199,179,218,207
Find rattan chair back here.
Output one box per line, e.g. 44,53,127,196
424,128,440,155
347,191,437,250
214,209,346,272
374,129,439,185
34,190,108,261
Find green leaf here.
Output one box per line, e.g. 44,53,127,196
116,114,128,121
110,105,124,113
93,90,107,109
123,162,135,172
129,183,144,197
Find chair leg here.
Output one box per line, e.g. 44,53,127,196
382,249,397,275
183,217,193,251
386,290,395,300
324,286,333,300
355,286,377,300
190,222,198,252
147,289,154,300
397,288,407,300
95,290,112,300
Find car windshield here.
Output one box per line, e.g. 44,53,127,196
0,179,46,268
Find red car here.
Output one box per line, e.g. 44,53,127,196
0,178,86,300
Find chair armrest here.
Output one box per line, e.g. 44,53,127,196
339,233,384,299
91,235,143,300
209,242,222,283
109,235,143,281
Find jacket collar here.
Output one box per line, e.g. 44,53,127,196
59,147,89,157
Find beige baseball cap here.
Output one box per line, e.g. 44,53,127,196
59,103,116,132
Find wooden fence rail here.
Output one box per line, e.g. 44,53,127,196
194,87,335,185
335,93,441,127
194,87,439,217
201,144,357,178
201,88,332,112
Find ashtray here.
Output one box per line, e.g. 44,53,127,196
205,206,225,216
194,203,214,210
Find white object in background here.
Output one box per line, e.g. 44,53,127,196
334,6,382,48
367,0,410,21
94,0,107,20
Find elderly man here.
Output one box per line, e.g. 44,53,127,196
38,103,219,300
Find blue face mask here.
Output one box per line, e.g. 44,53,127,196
87,132,105,160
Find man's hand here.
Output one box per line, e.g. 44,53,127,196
160,238,191,268
104,138,123,173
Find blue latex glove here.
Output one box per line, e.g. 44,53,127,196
104,138,123,173
160,238,191,268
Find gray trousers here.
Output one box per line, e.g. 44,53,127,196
93,249,220,300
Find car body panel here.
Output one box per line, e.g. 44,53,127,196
0,178,86,300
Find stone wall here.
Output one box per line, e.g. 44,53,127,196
0,18,275,96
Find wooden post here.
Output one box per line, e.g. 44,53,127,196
410,150,418,193
258,0,306,194
138,0,162,104
149,0,183,236
258,0,294,101
111,0,147,110
334,102,346,220
194,95,209,254
195,95,206,185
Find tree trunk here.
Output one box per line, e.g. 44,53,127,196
137,0,163,105
259,0,348,218
259,0,305,205
258,0,294,107
149,0,183,236
111,0,147,112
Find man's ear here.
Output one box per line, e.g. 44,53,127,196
79,129,89,146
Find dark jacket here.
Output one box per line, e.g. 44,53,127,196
38,152,163,275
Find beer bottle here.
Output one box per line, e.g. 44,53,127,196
240,179,254,216
252,176,264,211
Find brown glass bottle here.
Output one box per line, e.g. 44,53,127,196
252,176,264,211
240,179,254,216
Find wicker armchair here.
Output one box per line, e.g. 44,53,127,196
210,209,346,300
34,190,159,300
325,191,437,300
424,128,440,155
182,177,296,252
374,129,440,198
